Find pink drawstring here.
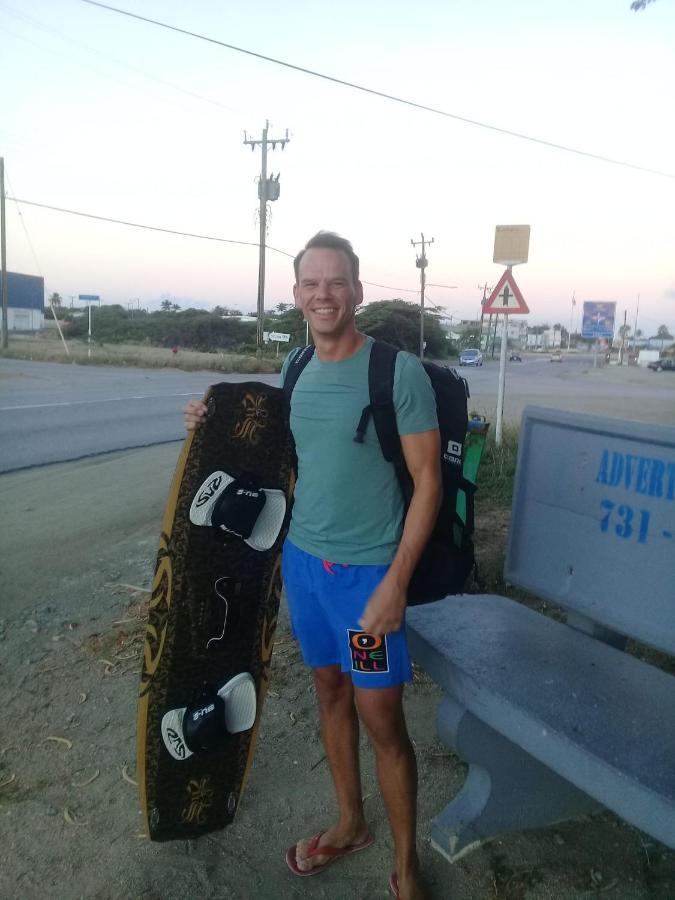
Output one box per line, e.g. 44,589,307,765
322,560,349,575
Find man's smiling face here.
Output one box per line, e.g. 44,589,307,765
293,247,363,340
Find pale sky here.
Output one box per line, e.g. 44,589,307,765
1,0,674,336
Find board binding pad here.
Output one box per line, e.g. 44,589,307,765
137,381,294,841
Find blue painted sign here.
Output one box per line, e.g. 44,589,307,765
596,449,674,546
582,301,616,339
78,294,100,302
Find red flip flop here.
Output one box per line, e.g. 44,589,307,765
285,830,375,877
389,871,400,898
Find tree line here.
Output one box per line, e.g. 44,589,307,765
51,299,453,357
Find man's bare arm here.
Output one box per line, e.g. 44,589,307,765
359,428,441,634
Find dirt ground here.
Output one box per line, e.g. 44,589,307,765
1,493,674,900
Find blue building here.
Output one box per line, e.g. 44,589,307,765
1,271,45,331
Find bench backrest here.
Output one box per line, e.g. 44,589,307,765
506,407,675,656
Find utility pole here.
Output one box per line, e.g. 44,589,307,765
568,291,575,350
633,293,640,354
478,282,492,350
619,308,628,365
1,157,8,349
244,121,289,356
411,233,433,358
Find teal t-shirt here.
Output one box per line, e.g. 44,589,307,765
281,337,438,565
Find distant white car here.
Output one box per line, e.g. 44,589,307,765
459,349,483,367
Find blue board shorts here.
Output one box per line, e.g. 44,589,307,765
281,539,413,689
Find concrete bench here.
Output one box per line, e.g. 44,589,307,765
406,406,675,862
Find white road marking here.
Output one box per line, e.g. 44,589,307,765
0,392,201,412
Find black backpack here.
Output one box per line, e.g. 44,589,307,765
282,340,477,605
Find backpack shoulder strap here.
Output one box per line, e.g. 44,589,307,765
282,345,315,398
367,340,403,465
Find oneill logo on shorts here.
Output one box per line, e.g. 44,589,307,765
348,630,389,673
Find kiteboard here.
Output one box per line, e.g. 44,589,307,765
136,380,294,841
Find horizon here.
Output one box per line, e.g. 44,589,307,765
1,0,674,338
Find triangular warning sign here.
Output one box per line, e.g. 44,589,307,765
483,269,529,315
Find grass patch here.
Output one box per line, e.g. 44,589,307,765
476,424,520,506
0,335,282,374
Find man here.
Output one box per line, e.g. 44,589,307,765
184,232,440,900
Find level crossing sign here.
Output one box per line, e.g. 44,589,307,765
483,269,529,315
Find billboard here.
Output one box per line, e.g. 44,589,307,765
582,301,616,339
4,271,44,310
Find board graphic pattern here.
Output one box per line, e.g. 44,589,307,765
136,381,294,841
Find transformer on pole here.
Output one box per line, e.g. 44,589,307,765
243,123,290,356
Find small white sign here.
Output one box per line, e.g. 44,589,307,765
268,331,291,343
493,225,530,266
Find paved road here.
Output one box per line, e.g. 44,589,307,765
0,359,278,473
0,443,180,617
457,353,674,427
1,355,673,473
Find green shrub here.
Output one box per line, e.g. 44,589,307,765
66,306,258,350
476,426,519,506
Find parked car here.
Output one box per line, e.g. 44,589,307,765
550,350,563,362
509,352,522,362
459,348,483,367
647,358,675,372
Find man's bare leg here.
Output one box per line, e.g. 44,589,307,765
355,684,427,900
294,665,371,872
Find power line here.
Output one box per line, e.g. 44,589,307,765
0,3,251,119
6,196,265,251
5,174,44,277
360,280,419,294
81,0,675,181
5,196,429,294
423,292,447,315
